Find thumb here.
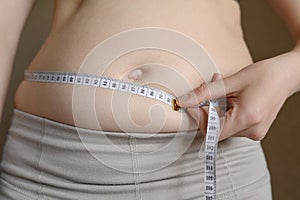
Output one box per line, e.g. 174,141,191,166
176,73,237,108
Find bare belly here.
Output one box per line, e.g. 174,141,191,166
15,0,253,133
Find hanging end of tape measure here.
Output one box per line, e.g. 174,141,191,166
172,98,181,111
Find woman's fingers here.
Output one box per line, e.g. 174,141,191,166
211,73,222,82
185,73,224,136
218,109,241,141
176,73,238,108
178,58,292,142
218,102,267,141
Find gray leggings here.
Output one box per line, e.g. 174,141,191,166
0,108,272,199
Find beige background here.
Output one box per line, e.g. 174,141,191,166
0,0,299,199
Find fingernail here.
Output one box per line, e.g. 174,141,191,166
212,73,222,81
215,74,223,81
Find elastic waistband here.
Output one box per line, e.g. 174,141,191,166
11,107,201,139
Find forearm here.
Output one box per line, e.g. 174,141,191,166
290,41,300,94
265,0,300,95
259,44,300,99
0,0,36,121
0,37,17,121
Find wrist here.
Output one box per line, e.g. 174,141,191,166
264,50,300,98
287,49,300,95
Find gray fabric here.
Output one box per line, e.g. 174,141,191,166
0,108,272,199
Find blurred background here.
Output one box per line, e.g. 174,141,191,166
0,0,299,199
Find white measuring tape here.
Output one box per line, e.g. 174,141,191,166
24,70,224,200
203,100,222,200
24,70,178,109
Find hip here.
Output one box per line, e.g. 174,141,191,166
0,108,272,199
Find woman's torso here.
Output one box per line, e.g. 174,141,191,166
15,0,253,133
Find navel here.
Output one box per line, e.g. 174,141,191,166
127,68,143,80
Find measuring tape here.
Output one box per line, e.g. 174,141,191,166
175,98,223,200
24,70,223,200
203,101,221,200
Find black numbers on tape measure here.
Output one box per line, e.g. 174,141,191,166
93,79,99,85
208,125,217,131
206,164,214,171
206,185,214,191
137,87,149,96
62,75,67,82
68,76,75,83
140,89,145,94
24,71,178,117
50,75,55,81
206,154,214,161
206,196,214,200
207,135,215,142
148,90,156,98
101,79,110,88
69,77,73,82
164,96,172,105
108,80,119,89
204,103,220,200
206,145,215,152
210,116,216,121
206,175,214,181
84,77,91,85
111,82,117,88
120,83,128,91
158,93,165,101
130,85,138,93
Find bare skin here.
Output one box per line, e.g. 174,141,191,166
176,1,300,140
5,0,254,133
7,0,299,136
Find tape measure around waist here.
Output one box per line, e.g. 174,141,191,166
24,70,179,108
24,70,221,200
